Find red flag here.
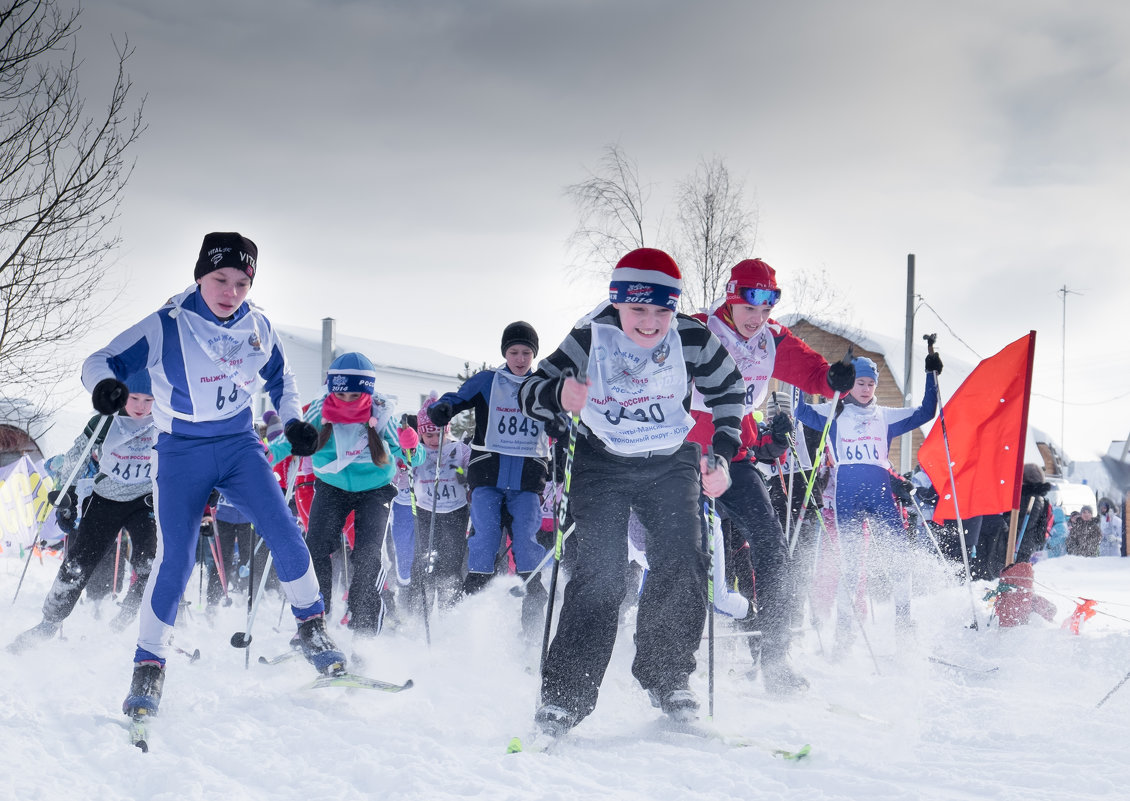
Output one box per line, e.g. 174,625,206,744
918,332,1036,523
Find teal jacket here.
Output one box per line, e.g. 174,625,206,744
269,394,424,493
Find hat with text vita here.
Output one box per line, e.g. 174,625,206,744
608,248,682,310
326,352,377,395
725,259,781,306
194,232,257,283
852,356,878,382
501,321,539,357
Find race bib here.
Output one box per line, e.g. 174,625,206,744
482,369,550,458
414,443,468,513
98,416,157,485
582,321,692,455
835,406,890,469
177,308,271,421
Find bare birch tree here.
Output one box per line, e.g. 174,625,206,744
564,143,660,283
0,0,144,425
673,156,756,313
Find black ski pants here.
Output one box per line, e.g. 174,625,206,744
412,507,468,610
541,438,707,723
306,479,393,633
716,459,794,659
43,492,156,624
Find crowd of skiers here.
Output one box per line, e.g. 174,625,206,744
7,230,1124,741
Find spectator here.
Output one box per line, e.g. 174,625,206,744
1098,499,1123,557
1066,505,1102,557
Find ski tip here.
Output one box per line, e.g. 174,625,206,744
134,739,149,753
791,744,812,760
257,655,270,664
506,736,523,754
230,632,252,648
402,679,415,690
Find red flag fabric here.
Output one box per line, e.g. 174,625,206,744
918,332,1036,523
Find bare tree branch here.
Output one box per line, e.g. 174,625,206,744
0,0,145,432
672,156,757,314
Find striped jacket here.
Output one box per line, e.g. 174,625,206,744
518,303,746,461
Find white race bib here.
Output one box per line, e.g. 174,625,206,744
581,321,692,455
482,369,550,458
176,307,271,421
414,442,469,513
835,405,890,469
98,416,157,485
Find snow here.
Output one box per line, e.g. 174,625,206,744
4,552,1130,801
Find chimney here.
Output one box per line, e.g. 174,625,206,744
321,317,336,381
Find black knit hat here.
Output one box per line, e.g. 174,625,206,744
194,232,257,284
501,321,538,357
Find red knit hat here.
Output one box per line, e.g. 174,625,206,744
609,248,682,311
725,258,781,306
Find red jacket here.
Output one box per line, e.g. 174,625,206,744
688,312,833,461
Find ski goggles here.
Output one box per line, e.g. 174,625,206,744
727,282,781,307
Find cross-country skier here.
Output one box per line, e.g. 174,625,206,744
267,352,422,637
81,232,347,719
795,354,939,655
687,258,856,693
517,247,745,735
8,372,158,653
426,322,553,617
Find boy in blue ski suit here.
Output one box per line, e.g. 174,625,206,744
82,232,345,719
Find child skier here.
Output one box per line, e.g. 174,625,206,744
8,372,158,653
517,247,745,735
81,232,347,719
409,395,471,612
426,322,552,599
268,352,422,636
795,354,939,653
687,258,856,693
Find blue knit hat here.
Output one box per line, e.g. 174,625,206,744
326,352,376,395
852,357,878,382
125,369,152,396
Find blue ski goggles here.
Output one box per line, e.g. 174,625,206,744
727,282,781,307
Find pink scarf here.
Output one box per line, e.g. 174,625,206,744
321,393,372,424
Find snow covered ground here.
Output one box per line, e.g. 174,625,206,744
3,549,1130,801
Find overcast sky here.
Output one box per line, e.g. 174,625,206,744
69,0,1129,461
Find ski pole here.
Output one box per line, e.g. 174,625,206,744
509,522,574,597
421,431,445,647
541,363,586,679
704,447,720,721
924,333,981,629
231,460,297,652
12,414,111,606
111,529,123,598
1096,666,1130,709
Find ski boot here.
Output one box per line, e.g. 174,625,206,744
122,661,166,717
648,687,700,724
7,619,60,654
762,655,810,695
294,615,347,675
534,704,577,737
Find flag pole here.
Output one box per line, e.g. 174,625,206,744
925,334,981,629
1003,332,1038,568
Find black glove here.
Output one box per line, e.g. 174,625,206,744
925,352,943,374
826,360,855,393
48,489,78,534
427,401,454,428
92,378,129,415
284,420,320,457
768,412,793,445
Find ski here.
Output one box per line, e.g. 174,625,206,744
663,719,811,760
303,671,414,693
258,650,301,666
128,711,151,752
506,730,563,754
928,656,999,675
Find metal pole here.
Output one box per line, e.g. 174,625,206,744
902,254,915,475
